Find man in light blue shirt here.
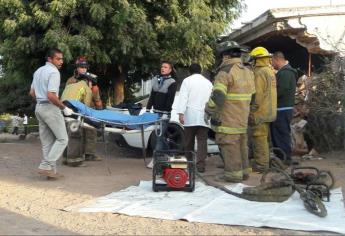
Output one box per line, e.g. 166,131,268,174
30,48,73,179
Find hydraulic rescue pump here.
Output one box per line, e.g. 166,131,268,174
152,150,195,192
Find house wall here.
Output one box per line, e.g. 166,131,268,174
286,15,345,55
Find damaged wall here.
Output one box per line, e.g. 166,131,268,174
228,5,345,75
285,14,345,55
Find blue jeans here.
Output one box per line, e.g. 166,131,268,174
270,109,293,160
155,115,169,151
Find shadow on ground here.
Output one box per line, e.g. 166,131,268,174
0,208,77,235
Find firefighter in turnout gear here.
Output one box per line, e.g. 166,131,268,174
61,78,92,106
61,56,102,166
66,56,103,109
249,47,277,172
205,41,255,182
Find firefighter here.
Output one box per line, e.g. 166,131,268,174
62,56,102,165
249,47,277,172
61,71,93,166
66,56,103,109
205,41,255,183
61,75,93,107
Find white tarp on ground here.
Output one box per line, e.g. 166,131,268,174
65,181,345,234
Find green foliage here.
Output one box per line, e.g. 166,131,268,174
0,113,11,133
0,113,11,121
0,73,34,114
27,116,39,133
0,0,243,110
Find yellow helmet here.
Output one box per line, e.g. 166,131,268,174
250,47,272,58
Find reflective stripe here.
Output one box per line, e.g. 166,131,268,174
277,107,293,111
224,169,243,179
243,167,252,175
77,87,86,100
153,109,170,114
207,99,216,108
213,83,227,94
212,125,247,134
226,93,252,101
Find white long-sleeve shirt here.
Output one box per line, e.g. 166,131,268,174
23,115,28,125
176,74,213,127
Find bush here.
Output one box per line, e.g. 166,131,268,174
305,56,345,152
28,116,39,133
0,113,12,133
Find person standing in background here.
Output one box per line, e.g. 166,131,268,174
177,63,213,173
146,61,177,151
11,112,22,135
23,114,28,137
271,51,298,165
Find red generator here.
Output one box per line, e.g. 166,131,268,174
152,150,195,192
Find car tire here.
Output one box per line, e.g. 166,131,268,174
149,123,185,151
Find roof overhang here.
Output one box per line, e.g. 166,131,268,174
228,5,345,56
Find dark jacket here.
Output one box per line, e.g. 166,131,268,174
146,75,177,114
276,64,297,108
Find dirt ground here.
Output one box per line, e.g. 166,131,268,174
0,133,344,235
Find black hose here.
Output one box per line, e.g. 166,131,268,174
195,172,244,198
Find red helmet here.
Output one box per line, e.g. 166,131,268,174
75,56,89,68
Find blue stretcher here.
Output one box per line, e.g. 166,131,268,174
66,100,160,130
64,100,162,161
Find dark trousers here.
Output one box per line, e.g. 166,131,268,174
184,126,208,168
24,125,28,136
270,109,293,160
12,126,18,135
83,128,97,155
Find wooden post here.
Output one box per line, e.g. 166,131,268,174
308,53,312,77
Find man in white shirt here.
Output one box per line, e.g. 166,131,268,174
177,63,213,173
23,114,28,136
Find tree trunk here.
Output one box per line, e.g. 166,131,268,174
113,65,126,105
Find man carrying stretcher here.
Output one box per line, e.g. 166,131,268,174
61,56,102,167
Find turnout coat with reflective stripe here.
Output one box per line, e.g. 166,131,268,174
61,80,92,107
208,58,255,134
251,58,277,124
